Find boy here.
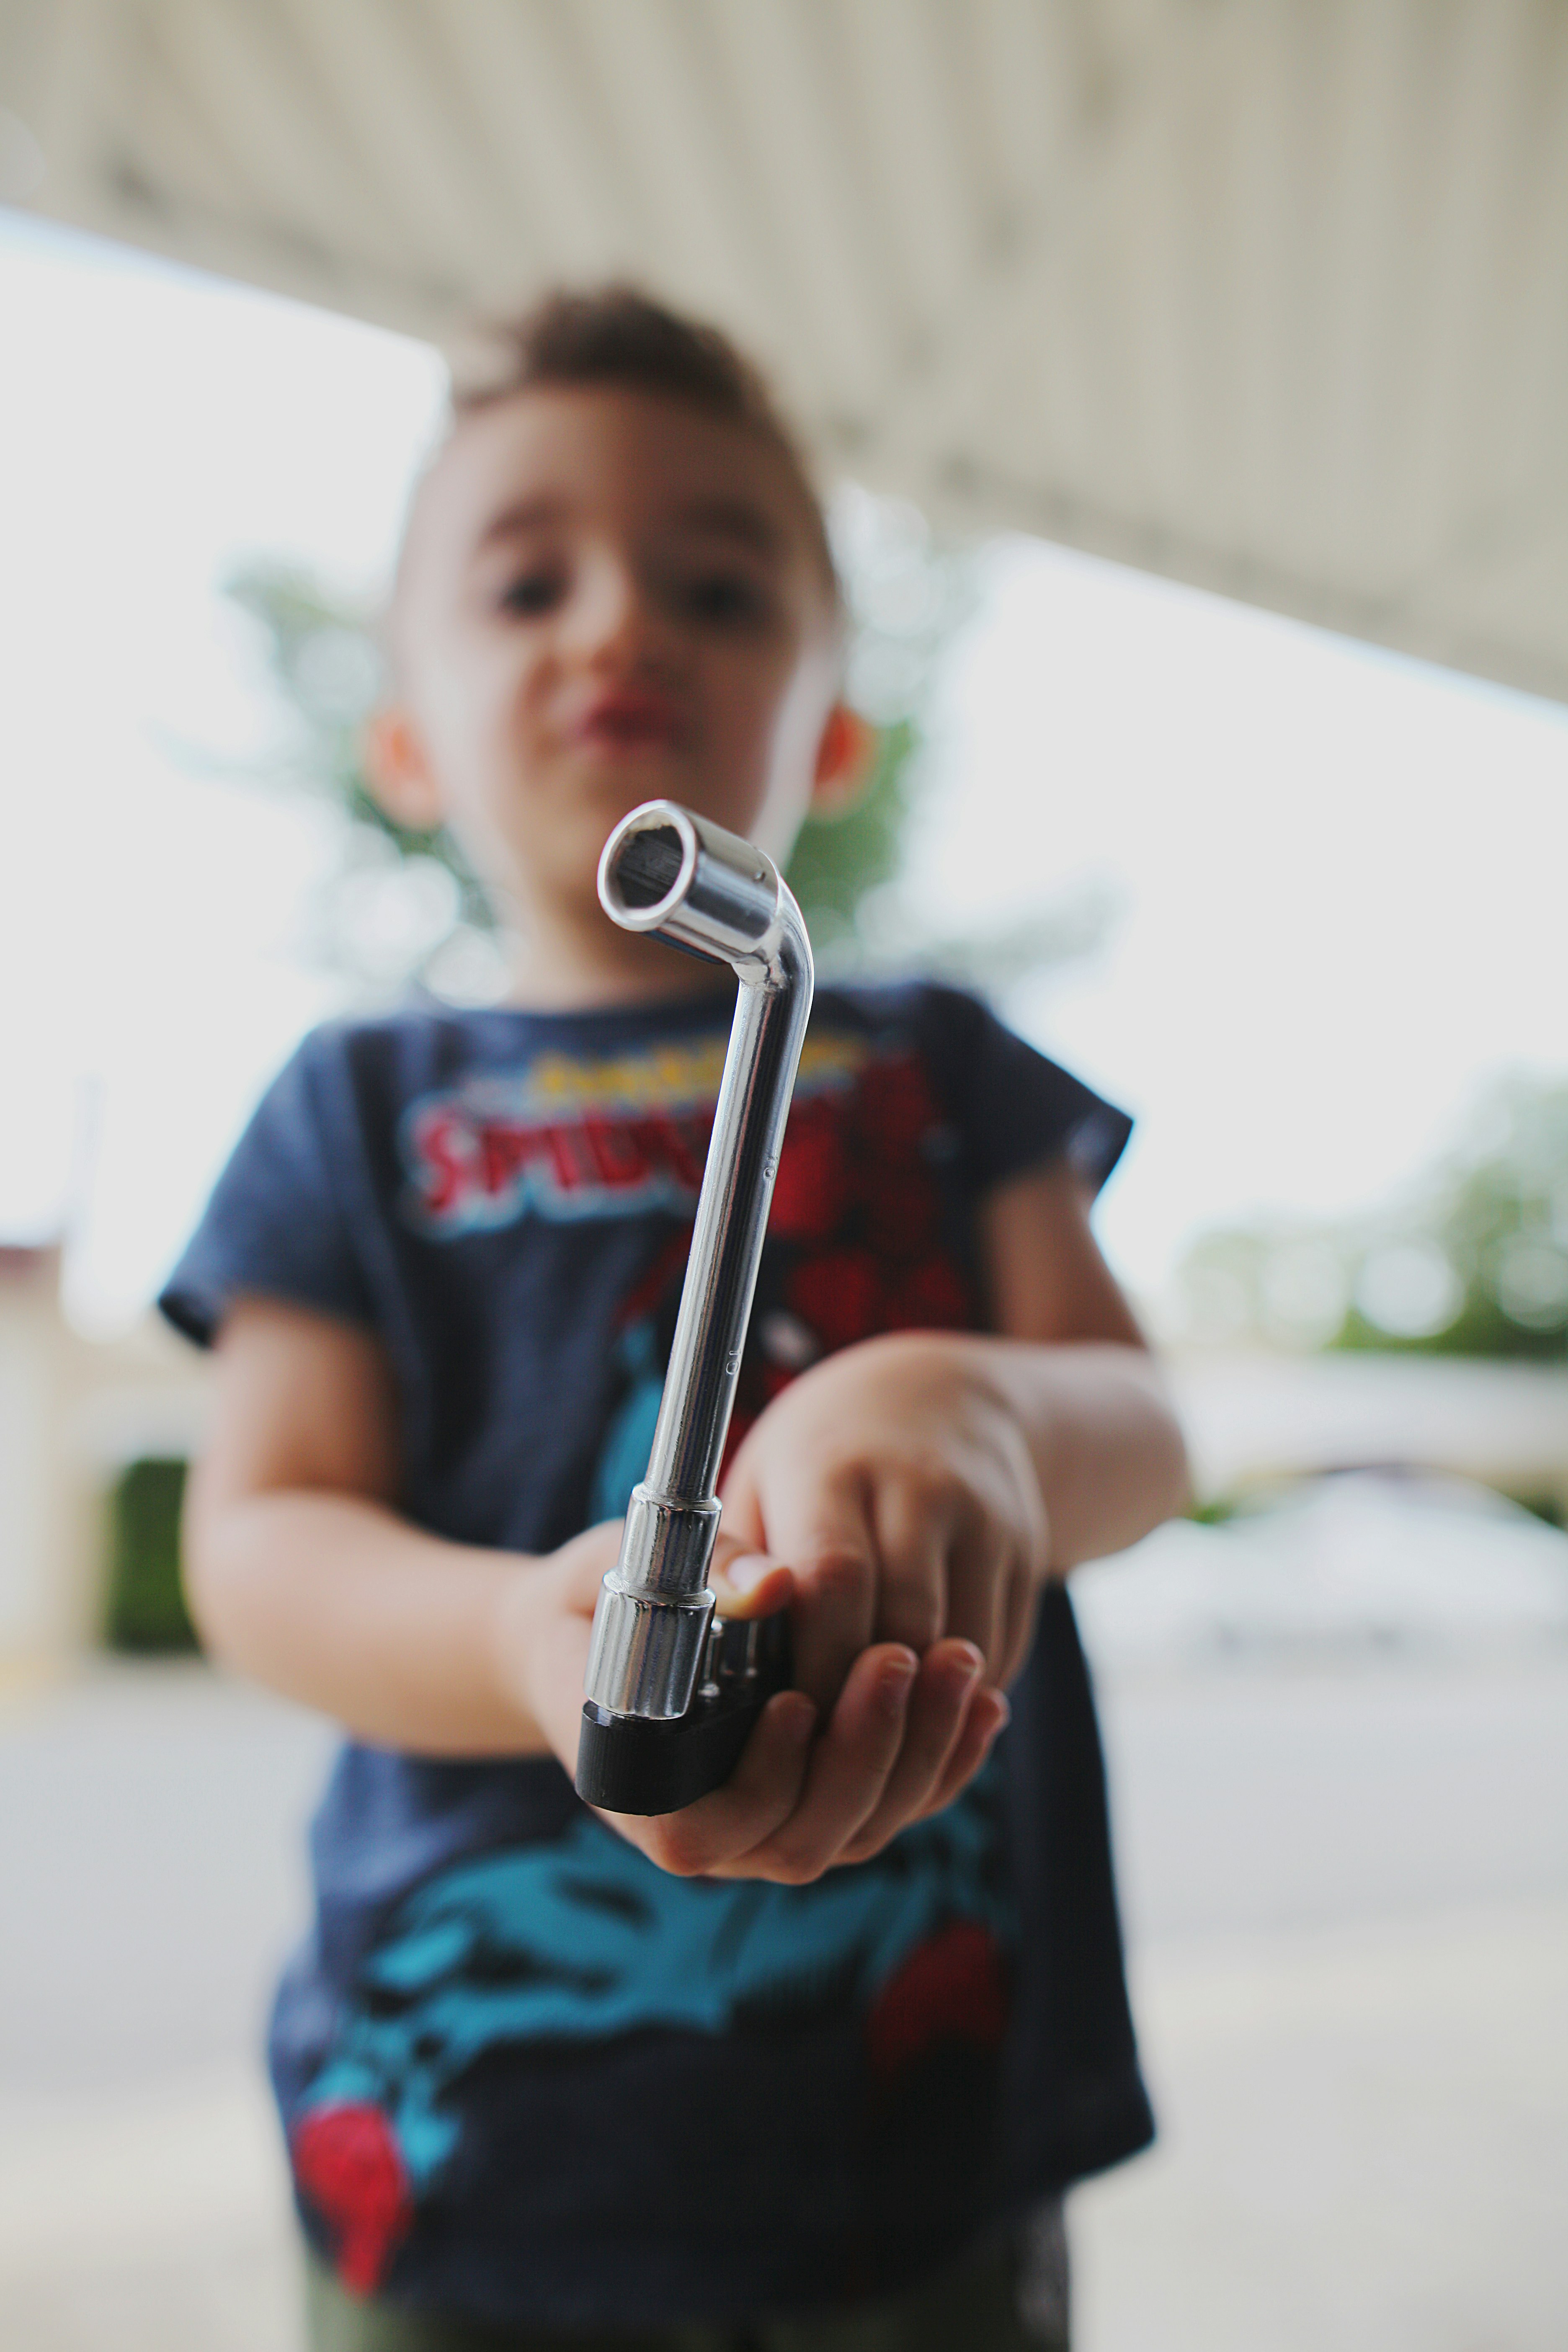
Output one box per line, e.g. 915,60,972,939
164,290,1188,2350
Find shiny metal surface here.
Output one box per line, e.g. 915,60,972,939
583,802,813,1723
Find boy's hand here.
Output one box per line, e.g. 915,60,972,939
721,1330,1049,1709
513,1499,1010,1883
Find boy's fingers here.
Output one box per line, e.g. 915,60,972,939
771,1481,878,1711
869,1477,950,1653
708,1539,793,1621
944,1516,1013,1674
715,1469,766,1554
623,1689,818,1877
836,1640,982,1862
788,1548,878,1714
919,1686,1010,1818
555,1519,631,1617
721,1643,916,1881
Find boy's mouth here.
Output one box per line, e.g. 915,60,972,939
570,688,687,754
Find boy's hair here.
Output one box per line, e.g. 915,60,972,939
444,286,839,604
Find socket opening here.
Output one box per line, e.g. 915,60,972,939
611,823,685,909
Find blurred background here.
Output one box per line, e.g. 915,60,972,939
0,4,1565,2347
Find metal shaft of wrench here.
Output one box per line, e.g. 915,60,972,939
575,800,813,1815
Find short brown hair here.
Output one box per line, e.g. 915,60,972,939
444,285,839,603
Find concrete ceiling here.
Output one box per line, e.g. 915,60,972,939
5,0,1568,705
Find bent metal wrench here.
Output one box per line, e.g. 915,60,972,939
575,800,813,1816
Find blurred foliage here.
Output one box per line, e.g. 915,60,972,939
104,1457,198,1653
1176,1074,1568,1362
222,484,1101,999
223,567,503,1001
224,569,438,866
782,714,920,956
789,485,974,965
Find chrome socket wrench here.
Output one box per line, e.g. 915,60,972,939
575,800,813,1815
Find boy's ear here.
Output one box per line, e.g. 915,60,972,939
810,702,879,816
363,706,445,833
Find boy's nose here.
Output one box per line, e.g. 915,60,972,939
570,555,675,673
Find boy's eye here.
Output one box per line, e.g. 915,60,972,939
675,571,772,627
498,569,564,617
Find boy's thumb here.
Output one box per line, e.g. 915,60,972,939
710,1544,792,1619
766,1480,877,1589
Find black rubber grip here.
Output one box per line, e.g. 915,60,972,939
575,1609,792,1814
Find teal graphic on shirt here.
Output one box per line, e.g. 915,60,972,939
299,1769,1012,2198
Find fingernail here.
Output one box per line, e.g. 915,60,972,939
782,1695,817,1743
880,1652,918,1711
984,1692,1011,1742
726,1554,776,1594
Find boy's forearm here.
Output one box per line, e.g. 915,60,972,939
183,1341,1184,1759
965,1336,1191,1571
184,1489,554,1755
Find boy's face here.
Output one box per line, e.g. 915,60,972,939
376,386,844,941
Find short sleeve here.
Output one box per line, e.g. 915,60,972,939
919,987,1132,1201
159,1030,376,1348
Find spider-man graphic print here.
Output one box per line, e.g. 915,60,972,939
160,982,1149,2326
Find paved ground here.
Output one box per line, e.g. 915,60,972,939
2,1636,1565,2352
1072,1898,1568,2352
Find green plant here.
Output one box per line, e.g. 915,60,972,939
781,716,919,955
104,1457,198,1653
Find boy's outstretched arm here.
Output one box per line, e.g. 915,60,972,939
183,1296,567,1754
183,1295,992,1876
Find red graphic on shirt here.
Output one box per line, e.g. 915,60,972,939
864,1920,1011,2083
710,1049,975,1472
686,1053,968,1477
772,1056,968,1349
411,1100,711,1225
854,1055,941,1161
783,1247,883,1354
293,2101,414,2295
767,1097,854,1243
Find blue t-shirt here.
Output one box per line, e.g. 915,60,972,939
161,980,1151,2327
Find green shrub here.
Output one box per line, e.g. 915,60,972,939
104,1457,199,1653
